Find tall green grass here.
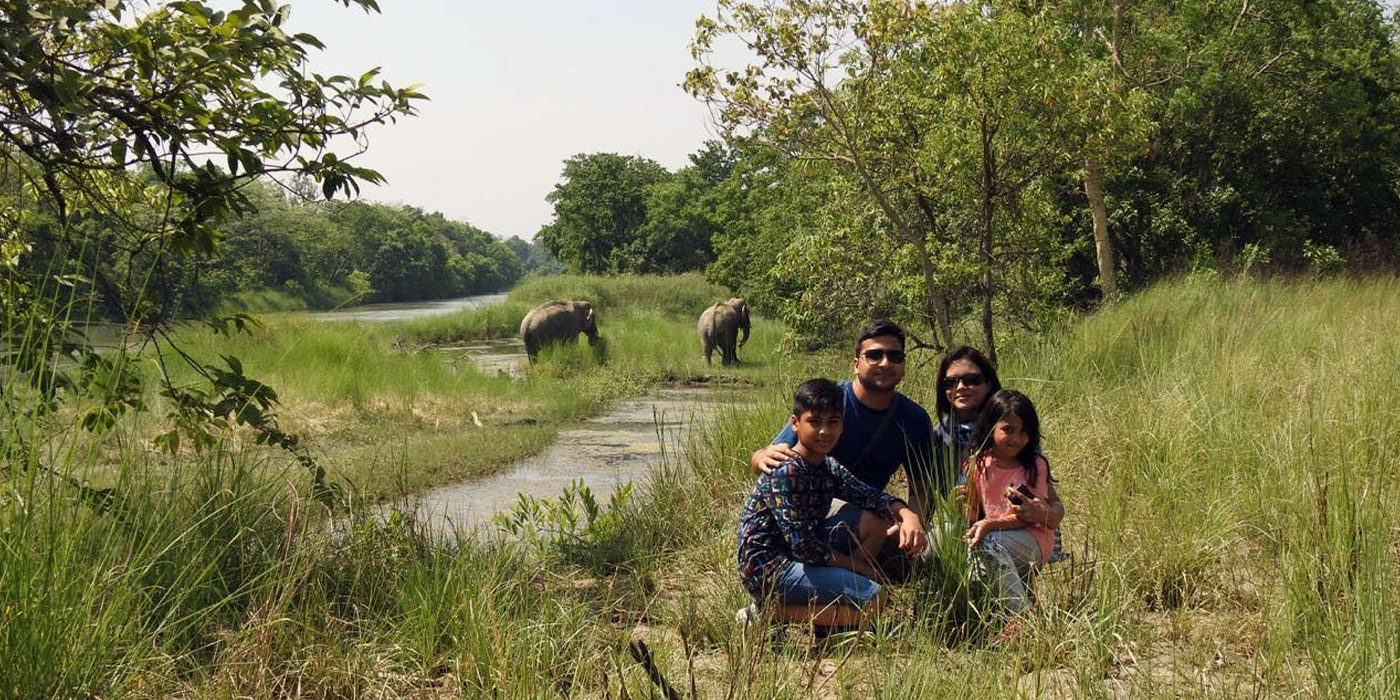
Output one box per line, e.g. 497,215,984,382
991,275,1400,696
5,275,1398,698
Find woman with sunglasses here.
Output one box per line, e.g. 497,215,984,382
932,346,1003,487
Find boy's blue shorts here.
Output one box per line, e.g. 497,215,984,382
823,501,866,554
767,560,881,608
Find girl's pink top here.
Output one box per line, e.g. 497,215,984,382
970,454,1054,562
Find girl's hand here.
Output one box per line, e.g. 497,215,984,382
1010,497,1050,525
963,520,995,548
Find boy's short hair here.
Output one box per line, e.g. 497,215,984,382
793,378,843,416
854,319,906,357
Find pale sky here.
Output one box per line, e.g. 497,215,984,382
283,1,729,242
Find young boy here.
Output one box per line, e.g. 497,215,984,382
735,378,925,630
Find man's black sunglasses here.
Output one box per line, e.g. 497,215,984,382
939,373,986,390
860,349,906,364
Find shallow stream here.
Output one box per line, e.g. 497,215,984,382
313,294,751,536
394,385,748,535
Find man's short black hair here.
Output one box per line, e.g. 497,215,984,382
792,378,843,416
854,319,906,357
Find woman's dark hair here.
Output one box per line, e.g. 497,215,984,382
793,377,843,416
972,389,1042,483
934,345,1002,418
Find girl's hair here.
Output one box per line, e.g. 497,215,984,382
973,389,1041,474
934,346,1002,418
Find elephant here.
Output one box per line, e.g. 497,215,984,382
698,297,750,366
520,300,600,362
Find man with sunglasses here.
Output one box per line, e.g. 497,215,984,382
749,320,934,576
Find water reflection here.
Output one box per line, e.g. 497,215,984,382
438,338,528,378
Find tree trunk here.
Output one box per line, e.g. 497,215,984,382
980,125,998,366
913,235,953,348
1084,158,1119,297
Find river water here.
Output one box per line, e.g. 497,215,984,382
311,292,508,322
309,293,747,536
392,385,747,535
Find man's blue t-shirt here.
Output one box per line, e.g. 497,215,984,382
772,380,933,491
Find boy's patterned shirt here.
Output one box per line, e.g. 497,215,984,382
735,455,899,594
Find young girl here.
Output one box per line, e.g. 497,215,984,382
962,389,1064,614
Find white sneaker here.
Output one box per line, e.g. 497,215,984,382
735,603,760,624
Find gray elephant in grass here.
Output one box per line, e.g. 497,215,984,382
520,300,600,362
698,298,750,366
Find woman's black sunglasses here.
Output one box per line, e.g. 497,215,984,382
939,373,986,390
860,349,906,364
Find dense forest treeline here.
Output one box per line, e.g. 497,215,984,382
11,175,551,317
533,0,1400,355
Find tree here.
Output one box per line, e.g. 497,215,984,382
903,3,1088,362
633,166,720,273
688,0,1089,359
504,235,562,275
1045,0,1400,285
689,0,992,349
535,152,671,274
1,0,422,492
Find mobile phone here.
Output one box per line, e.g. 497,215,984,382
1006,483,1036,505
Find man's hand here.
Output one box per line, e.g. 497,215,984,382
749,443,799,475
886,505,927,557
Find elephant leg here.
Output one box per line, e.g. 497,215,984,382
720,330,737,365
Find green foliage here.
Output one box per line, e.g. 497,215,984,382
535,143,741,276
504,234,563,275
0,0,422,505
687,0,1400,349
536,152,672,274
494,480,636,571
688,1,1091,356
1091,0,1400,281
1302,240,1346,275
